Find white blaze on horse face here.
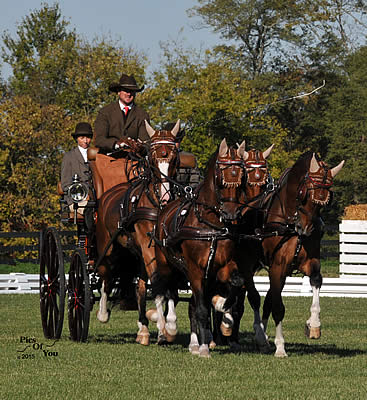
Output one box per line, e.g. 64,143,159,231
159,161,170,203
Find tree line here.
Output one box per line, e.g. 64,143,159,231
0,1,366,234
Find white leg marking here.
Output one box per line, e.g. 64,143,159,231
154,295,166,343
212,295,228,312
189,332,200,355
307,286,321,328
199,344,210,358
97,281,110,323
274,322,287,357
165,299,177,336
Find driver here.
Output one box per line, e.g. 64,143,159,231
60,122,93,215
94,73,150,152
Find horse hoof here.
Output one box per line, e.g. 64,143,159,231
220,324,232,337
163,327,176,343
305,324,321,339
275,351,288,358
229,341,242,353
146,308,158,322
209,340,216,350
199,345,210,358
136,334,150,346
157,334,168,346
189,344,200,355
257,341,272,354
96,309,110,323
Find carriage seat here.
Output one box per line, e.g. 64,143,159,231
177,151,200,187
87,147,138,199
179,151,197,169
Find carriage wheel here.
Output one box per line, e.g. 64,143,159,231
68,249,91,342
39,227,66,339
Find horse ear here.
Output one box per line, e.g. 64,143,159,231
171,119,180,137
218,139,228,157
331,160,345,177
263,144,274,159
145,120,156,138
310,153,320,173
236,140,247,160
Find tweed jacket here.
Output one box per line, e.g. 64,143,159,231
94,101,150,152
61,147,91,205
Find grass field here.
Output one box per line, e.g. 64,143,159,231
1,294,366,400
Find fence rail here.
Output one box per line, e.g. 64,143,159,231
0,228,340,264
1,273,367,297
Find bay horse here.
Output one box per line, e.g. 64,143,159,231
151,138,261,357
211,144,275,351
258,152,344,357
95,120,180,345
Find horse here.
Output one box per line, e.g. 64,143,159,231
257,152,344,357
94,120,180,346
211,144,275,351
151,138,268,357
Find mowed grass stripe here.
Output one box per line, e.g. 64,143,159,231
1,294,366,400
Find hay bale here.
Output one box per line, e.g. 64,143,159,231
343,204,367,220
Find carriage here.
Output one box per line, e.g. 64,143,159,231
39,121,199,343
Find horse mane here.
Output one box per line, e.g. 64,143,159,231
286,151,314,182
199,149,219,201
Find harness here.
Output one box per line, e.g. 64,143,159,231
253,159,333,269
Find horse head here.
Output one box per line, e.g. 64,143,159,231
239,143,274,199
145,120,180,204
210,138,247,222
293,153,345,236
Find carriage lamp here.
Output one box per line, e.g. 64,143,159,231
68,174,89,203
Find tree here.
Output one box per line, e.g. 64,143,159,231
1,3,76,101
146,42,291,175
188,0,367,79
0,95,73,232
1,3,148,117
324,46,367,217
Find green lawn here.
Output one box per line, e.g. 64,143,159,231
1,294,366,400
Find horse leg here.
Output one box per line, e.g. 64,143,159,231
97,279,110,323
245,277,270,353
164,289,178,340
305,272,322,339
269,274,287,358
136,278,150,346
212,268,244,338
188,295,200,354
96,262,111,323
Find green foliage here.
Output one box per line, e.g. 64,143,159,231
0,95,73,231
145,45,292,173
324,46,367,216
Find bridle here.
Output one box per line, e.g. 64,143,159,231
244,150,269,187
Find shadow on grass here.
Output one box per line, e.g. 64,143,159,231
86,328,366,358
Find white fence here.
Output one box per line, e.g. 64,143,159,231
1,220,367,297
1,273,367,297
339,220,367,277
